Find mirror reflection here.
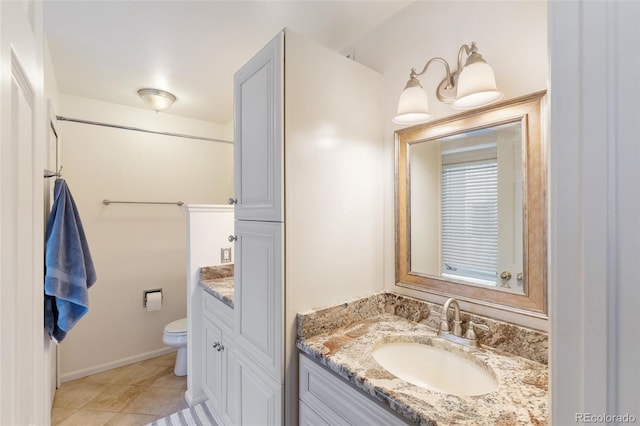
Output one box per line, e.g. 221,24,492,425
409,121,524,292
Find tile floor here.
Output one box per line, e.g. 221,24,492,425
51,352,189,426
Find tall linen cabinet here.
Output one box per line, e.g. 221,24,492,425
232,29,384,425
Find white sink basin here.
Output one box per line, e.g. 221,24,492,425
372,342,498,396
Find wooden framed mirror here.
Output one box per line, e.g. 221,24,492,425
395,91,547,317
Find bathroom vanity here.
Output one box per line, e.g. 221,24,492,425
189,27,385,425
199,266,284,425
297,293,548,425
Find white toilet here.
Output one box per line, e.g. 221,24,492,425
163,317,188,376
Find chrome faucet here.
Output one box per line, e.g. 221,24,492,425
438,297,489,348
440,297,463,337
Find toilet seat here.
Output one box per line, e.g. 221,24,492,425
164,318,187,334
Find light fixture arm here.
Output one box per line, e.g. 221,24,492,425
407,46,472,105
410,56,455,91
456,43,473,71
407,42,482,101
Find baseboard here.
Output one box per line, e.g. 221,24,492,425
60,347,176,383
184,389,207,407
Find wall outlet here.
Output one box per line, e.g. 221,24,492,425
221,247,232,264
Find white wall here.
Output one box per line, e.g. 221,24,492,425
285,31,385,310
44,37,61,117
222,119,234,142
346,1,548,328
549,1,640,423
57,94,234,380
283,29,384,425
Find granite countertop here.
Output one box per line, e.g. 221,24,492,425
297,293,548,425
199,265,234,308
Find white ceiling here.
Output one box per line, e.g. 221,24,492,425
44,1,412,124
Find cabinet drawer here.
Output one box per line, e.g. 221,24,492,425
202,290,234,333
299,400,342,426
299,354,408,426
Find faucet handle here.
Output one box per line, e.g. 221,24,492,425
464,321,490,340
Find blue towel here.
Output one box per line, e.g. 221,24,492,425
44,178,96,342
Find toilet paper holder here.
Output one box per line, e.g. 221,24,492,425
143,289,163,308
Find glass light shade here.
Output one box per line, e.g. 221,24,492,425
393,83,432,125
137,88,176,112
452,61,503,109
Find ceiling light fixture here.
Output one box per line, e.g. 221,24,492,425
393,42,503,125
137,88,177,112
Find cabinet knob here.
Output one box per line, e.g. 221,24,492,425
212,342,220,349
500,271,512,280
228,235,237,242
217,344,225,352
227,198,237,205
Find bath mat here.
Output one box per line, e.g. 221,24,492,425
147,400,219,426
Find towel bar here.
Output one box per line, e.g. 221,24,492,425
103,199,184,206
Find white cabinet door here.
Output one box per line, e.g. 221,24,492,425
202,318,223,412
233,31,283,222
234,220,283,382
226,343,283,426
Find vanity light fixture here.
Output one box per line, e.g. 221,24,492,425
137,88,177,112
393,42,503,125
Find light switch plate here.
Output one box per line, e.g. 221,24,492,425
221,247,232,263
